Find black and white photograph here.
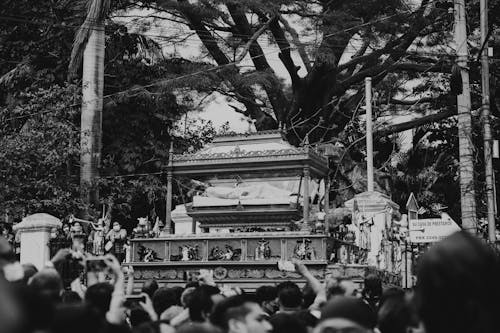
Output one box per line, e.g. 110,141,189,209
1,0,500,332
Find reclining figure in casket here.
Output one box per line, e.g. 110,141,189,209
200,182,294,204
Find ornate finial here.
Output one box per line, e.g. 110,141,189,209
304,134,310,147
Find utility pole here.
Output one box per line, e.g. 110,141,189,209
454,0,477,234
365,77,374,192
480,0,496,242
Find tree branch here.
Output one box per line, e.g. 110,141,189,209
277,14,312,72
235,16,273,63
374,108,455,137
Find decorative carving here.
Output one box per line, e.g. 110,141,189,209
227,269,244,279
209,245,241,261
254,240,272,260
246,269,264,279
137,245,162,262
293,239,316,260
171,245,201,261
264,268,282,279
214,267,228,279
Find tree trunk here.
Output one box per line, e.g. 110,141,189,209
454,0,477,233
80,24,104,213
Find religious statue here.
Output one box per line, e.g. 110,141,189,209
293,239,316,260
88,218,106,255
203,182,292,201
179,245,200,261
255,240,271,260
137,245,161,262
133,217,151,238
105,222,127,263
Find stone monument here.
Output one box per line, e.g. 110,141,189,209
13,213,62,270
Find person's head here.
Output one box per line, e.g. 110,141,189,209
302,284,316,309
152,287,181,317
182,286,197,308
270,313,307,333
415,231,500,333
84,282,113,316
21,263,38,284
255,286,278,315
362,275,382,306
0,277,24,333
188,285,222,322
28,268,63,303
177,322,223,333
277,281,302,311
211,295,272,333
112,222,121,232
377,292,412,333
142,279,159,299
320,296,376,331
314,318,370,333
61,290,82,305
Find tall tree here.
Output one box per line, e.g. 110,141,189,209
69,0,111,213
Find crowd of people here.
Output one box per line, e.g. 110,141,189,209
1,231,500,333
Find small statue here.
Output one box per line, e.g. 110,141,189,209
294,239,316,260
133,217,150,238
223,245,234,260
138,245,161,262
88,219,105,255
180,246,190,261
209,246,222,261
255,240,271,260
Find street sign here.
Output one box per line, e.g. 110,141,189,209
409,215,461,243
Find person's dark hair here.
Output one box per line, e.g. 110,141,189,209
255,286,277,304
141,279,159,299
171,286,184,305
130,308,152,328
22,263,38,284
377,293,411,333
185,281,200,289
320,296,376,330
61,290,82,304
296,309,319,328
277,281,302,309
362,275,382,299
270,313,307,333
301,284,316,309
152,287,181,316
415,231,500,333
210,295,257,330
177,322,223,333
51,304,102,333
28,268,63,303
378,288,405,309
188,285,221,322
84,282,113,316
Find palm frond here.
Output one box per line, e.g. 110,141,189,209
68,0,111,79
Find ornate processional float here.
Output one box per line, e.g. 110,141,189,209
126,131,401,290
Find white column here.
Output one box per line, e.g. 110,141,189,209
13,213,61,270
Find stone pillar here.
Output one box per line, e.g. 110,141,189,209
165,170,173,234
303,167,310,225
13,213,61,270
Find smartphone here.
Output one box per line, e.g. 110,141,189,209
124,295,146,307
86,256,107,272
